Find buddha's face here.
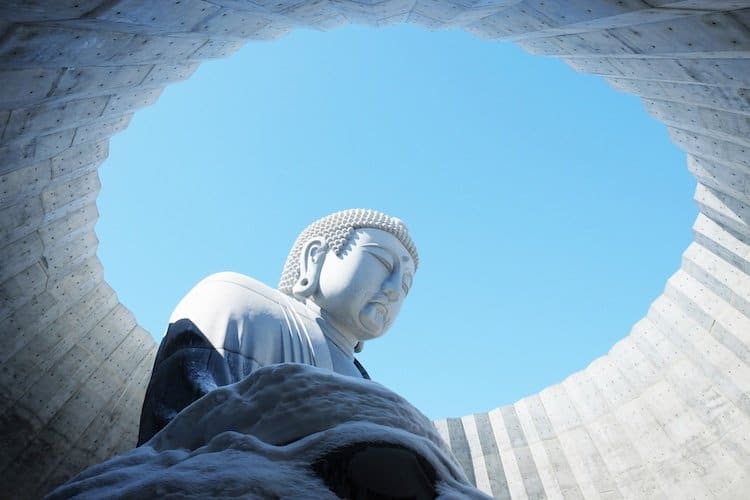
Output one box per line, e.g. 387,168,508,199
312,228,415,342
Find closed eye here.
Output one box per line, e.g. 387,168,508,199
367,250,393,272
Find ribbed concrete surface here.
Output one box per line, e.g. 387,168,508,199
1,1,749,498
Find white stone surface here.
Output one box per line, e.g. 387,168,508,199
148,213,417,389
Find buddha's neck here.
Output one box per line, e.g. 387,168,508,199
303,300,359,357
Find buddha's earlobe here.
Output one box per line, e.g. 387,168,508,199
292,238,327,298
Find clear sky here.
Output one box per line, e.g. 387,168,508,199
96,24,696,421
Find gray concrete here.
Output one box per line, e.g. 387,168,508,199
1,1,749,497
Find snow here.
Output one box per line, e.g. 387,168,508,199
48,363,490,498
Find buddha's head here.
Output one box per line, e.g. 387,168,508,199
279,209,418,345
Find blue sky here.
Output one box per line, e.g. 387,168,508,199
97,24,696,420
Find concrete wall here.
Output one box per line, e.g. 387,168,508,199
1,1,749,497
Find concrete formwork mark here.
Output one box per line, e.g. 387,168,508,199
1,1,750,498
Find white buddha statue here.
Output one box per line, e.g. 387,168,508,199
60,211,486,498
138,209,418,444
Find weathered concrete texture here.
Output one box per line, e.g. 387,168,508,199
1,1,749,498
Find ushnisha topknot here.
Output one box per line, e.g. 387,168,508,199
278,208,419,294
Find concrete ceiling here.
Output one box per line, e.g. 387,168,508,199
1,1,749,497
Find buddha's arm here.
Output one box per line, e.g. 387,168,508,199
137,318,232,445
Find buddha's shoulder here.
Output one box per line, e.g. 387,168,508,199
171,272,314,321
196,272,280,300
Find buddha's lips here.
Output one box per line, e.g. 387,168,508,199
368,300,389,323
372,302,387,316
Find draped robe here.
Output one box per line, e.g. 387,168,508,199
138,272,369,444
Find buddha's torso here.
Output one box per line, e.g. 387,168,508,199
169,271,364,380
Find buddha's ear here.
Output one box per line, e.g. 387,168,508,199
292,238,327,298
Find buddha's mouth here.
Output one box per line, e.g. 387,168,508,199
372,301,388,319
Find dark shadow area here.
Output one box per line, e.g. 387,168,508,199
138,318,232,445
312,441,438,500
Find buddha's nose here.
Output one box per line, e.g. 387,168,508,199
381,276,400,301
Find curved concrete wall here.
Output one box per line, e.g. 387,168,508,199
1,1,748,498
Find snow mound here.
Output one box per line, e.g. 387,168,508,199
48,363,489,499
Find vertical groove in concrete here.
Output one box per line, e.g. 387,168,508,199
461,414,494,494
500,405,546,499
446,417,478,487
513,396,570,499
488,407,531,499
475,412,512,500
1,1,749,497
